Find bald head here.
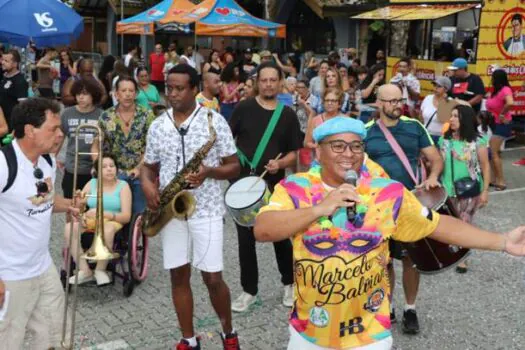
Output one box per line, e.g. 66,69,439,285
79,59,94,78
377,84,404,121
377,84,402,100
202,71,221,96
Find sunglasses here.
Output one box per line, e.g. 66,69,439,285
34,167,49,197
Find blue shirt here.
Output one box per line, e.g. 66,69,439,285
86,179,126,213
365,117,433,190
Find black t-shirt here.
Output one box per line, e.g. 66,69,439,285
359,81,379,104
0,72,28,131
449,74,485,112
229,97,302,190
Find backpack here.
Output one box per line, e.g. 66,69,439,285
1,143,52,193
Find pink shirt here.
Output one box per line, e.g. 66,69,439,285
486,86,513,124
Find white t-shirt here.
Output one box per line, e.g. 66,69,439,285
420,94,443,137
144,106,237,219
124,53,134,67
0,140,56,281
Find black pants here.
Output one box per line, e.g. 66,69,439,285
62,170,91,199
236,223,294,296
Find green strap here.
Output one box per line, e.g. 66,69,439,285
237,103,284,171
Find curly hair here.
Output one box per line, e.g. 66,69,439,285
71,77,103,106
12,98,61,138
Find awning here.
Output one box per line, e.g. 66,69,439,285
352,4,477,21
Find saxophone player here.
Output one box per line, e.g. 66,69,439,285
141,64,241,350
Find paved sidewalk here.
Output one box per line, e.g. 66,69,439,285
47,149,525,350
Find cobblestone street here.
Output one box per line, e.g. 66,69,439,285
48,148,525,350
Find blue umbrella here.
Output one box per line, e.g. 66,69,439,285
0,0,83,47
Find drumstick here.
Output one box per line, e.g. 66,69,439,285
248,153,283,191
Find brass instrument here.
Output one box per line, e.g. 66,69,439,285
142,111,217,237
61,124,119,349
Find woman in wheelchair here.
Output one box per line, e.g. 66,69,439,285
65,155,132,286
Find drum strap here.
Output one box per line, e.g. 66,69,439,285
376,119,420,185
237,103,284,172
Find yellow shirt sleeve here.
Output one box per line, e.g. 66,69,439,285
392,188,440,242
258,183,296,215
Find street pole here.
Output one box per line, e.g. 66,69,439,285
120,0,124,57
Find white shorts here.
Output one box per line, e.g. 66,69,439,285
161,216,223,272
287,325,393,350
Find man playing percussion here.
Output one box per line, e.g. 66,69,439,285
141,64,241,350
254,116,525,350
229,62,303,312
364,84,443,334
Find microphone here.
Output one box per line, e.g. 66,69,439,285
344,170,358,222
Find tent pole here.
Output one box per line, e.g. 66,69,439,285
120,0,124,57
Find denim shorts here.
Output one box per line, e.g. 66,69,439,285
491,123,513,138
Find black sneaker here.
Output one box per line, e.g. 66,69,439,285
390,309,397,324
402,309,420,334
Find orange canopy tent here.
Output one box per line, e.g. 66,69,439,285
116,0,286,39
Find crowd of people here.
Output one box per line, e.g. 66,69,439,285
0,41,525,350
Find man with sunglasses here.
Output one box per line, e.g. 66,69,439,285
254,116,525,350
364,84,443,335
0,98,80,349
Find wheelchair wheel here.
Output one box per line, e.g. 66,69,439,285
128,213,149,283
123,279,135,297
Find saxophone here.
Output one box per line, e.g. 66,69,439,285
142,111,217,237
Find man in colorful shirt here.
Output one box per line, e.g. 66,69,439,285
196,72,220,113
254,117,525,350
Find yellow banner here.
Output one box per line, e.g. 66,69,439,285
353,4,476,21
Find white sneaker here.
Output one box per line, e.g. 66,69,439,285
231,292,257,312
69,270,94,285
94,270,111,286
283,284,294,307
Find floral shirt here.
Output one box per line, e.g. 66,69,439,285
438,136,488,197
98,105,155,171
258,158,440,349
144,106,237,219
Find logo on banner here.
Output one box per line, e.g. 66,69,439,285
34,12,54,28
216,7,231,16
34,12,57,32
147,9,165,18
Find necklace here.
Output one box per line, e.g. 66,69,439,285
117,107,134,127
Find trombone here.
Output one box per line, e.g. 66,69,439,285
61,124,119,350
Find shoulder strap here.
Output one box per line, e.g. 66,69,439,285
42,154,52,167
238,103,285,171
1,143,17,193
425,110,437,129
376,119,420,185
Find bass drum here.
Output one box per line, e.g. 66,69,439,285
404,187,470,274
224,176,271,227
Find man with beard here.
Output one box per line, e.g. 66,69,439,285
196,72,221,113
229,62,302,312
364,84,443,335
141,64,241,350
253,116,525,350
0,50,28,132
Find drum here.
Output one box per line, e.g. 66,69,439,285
404,187,470,274
224,176,271,227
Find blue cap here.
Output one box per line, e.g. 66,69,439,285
313,116,367,143
448,58,468,70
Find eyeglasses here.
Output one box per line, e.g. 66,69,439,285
380,98,406,105
324,99,340,104
321,140,365,154
33,167,49,197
